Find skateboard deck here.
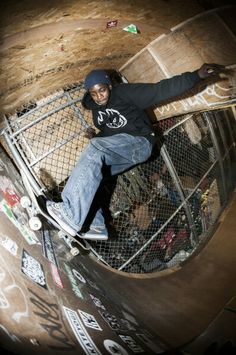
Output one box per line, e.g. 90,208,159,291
20,170,91,254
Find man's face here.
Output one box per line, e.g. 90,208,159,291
89,83,111,106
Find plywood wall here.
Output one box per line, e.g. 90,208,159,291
0,0,204,120
120,6,236,119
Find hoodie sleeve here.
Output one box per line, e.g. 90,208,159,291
118,71,201,109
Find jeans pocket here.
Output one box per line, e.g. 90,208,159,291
132,137,151,164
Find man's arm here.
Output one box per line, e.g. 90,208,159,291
121,63,225,109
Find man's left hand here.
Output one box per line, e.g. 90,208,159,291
197,63,225,79
84,127,96,139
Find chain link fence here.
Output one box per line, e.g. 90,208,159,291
2,84,236,273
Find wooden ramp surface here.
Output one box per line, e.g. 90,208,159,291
89,191,236,348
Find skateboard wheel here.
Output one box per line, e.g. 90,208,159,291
29,216,42,231
58,231,66,239
70,247,79,256
20,196,31,208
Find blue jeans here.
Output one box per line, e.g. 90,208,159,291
60,133,152,231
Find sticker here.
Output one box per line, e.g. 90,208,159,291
121,310,139,326
0,200,40,245
50,263,64,289
63,306,101,355
86,278,100,291
0,234,18,256
119,335,144,353
0,176,20,206
98,310,125,331
123,24,138,34
78,310,102,331
106,20,118,28
120,318,136,331
89,294,106,310
64,264,84,299
21,249,47,289
42,229,58,266
103,339,128,355
72,268,86,284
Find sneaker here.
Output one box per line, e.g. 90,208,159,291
46,201,77,237
80,227,108,241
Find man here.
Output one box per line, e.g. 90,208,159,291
47,63,224,240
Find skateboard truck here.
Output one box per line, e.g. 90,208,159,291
58,231,80,256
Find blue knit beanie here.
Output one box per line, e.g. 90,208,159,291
84,69,111,90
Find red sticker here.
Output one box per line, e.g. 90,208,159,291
2,189,20,206
50,262,64,289
106,20,118,28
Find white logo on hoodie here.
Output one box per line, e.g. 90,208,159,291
98,109,127,129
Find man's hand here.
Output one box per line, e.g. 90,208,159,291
84,127,96,139
197,63,225,79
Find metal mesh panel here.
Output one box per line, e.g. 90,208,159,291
164,114,217,194
4,84,92,198
2,85,236,273
89,154,184,271
124,207,193,273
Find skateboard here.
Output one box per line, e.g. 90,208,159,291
20,170,91,255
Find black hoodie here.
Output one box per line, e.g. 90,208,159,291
82,71,201,145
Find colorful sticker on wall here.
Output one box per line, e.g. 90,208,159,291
21,249,47,289
120,318,136,331
90,294,106,310
123,24,138,34
63,306,102,355
86,278,101,291
50,262,64,289
78,310,102,331
0,234,18,256
0,176,20,206
0,199,40,245
103,339,129,355
106,20,118,28
98,310,125,331
121,310,139,326
64,264,84,299
42,229,58,266
119,335,144,353
72,268,86,284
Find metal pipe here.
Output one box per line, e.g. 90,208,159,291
161,144,198,242
203,112,227,201
2,130,43,195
